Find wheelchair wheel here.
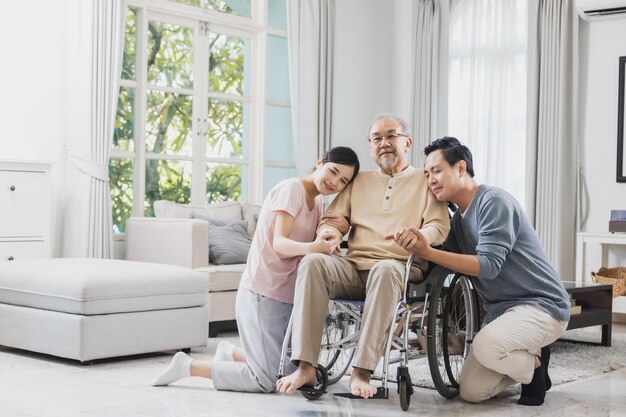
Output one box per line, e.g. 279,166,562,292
318,301,360,385
398,378,410,411
300,365,329,400
426,267,479,399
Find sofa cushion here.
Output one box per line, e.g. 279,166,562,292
192,213,251,265
154,200,243,222
197,263,245,292
0,258,208,315
243,203,262,239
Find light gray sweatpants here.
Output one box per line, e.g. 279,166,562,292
212,287,292,392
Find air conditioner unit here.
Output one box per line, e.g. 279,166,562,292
576,0,626,20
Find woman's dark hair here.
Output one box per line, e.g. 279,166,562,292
424,136,475,177
320,146,360,183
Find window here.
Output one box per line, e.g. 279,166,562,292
447,0,527,206
110,0,294,233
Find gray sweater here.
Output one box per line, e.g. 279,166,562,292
444,185,570,324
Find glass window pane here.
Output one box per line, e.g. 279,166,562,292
122,8,137,80
113,87,135,152
109,158,133,233
268,0,287,30
144,159,192,216
264,105,294,162
264,166,296,196
208,32,250,96
205,0,251,17
146,91,193,155
206,163,243,203
207,99,249,159
266,35,290,101
147,21,194,89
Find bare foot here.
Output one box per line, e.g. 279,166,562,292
276,362,318,395
349,367,377,399
447,331,466,355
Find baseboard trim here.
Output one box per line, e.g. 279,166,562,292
209,320,238,338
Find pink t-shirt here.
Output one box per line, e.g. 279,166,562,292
239,178,323,304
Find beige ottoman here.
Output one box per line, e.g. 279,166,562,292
0,258,208,363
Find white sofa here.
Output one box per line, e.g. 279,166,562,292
0,258,208,362
125,200,261,337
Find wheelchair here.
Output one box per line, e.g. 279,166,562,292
277,255,481,411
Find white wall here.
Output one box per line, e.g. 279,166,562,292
0,1,69,257
332,0,444,170
579,16,626,273
332,0,411,171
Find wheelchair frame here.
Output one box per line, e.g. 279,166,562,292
277,255,480,411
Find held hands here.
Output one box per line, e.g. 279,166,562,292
384,226,430,257
320,211,350,234
310,230,342,255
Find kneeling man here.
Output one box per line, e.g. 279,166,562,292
387,137,570,406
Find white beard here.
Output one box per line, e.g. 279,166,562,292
378,153,398,170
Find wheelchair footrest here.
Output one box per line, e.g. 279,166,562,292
334,386,388,399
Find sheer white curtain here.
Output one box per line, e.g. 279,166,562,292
527,0,578,278
412,0,442,167
447,0,528,206
62,0,126,258
287,0,335,175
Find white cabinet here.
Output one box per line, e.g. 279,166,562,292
576,232,626,285
0,161,51,261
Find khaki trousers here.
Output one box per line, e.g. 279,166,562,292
290,253,418,372
459,305,568,403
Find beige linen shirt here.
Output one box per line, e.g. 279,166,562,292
319,166,450,273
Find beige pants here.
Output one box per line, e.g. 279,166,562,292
459,305,568,403
290,253,419,371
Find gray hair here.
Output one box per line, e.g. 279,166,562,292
367,114,410,137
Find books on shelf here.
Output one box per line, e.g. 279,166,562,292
570,296,582,315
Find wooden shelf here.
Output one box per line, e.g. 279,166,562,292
562,281,612,346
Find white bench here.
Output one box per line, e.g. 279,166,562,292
0,258,208,363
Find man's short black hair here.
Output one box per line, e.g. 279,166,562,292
424,136,475,177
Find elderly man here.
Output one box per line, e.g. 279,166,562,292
276,114,450,398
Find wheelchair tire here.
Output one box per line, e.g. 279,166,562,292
323,348,355,385
426,267,479,399
398,378,410,411
318,302,359,385
300,365,328,400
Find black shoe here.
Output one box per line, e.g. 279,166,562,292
518,353,546,406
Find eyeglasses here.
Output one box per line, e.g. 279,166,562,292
368,132,409,145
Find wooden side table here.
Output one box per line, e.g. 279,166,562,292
561,281,613,347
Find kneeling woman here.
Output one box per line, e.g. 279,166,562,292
151,146,360,392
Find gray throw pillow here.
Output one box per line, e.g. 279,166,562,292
193,212,251,265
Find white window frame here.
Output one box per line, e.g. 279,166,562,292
111,0,292,224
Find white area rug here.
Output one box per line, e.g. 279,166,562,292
375,326,626,391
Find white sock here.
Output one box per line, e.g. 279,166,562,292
214,341,235,362
150,351,192,386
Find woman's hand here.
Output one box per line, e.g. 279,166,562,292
310,230,341,255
